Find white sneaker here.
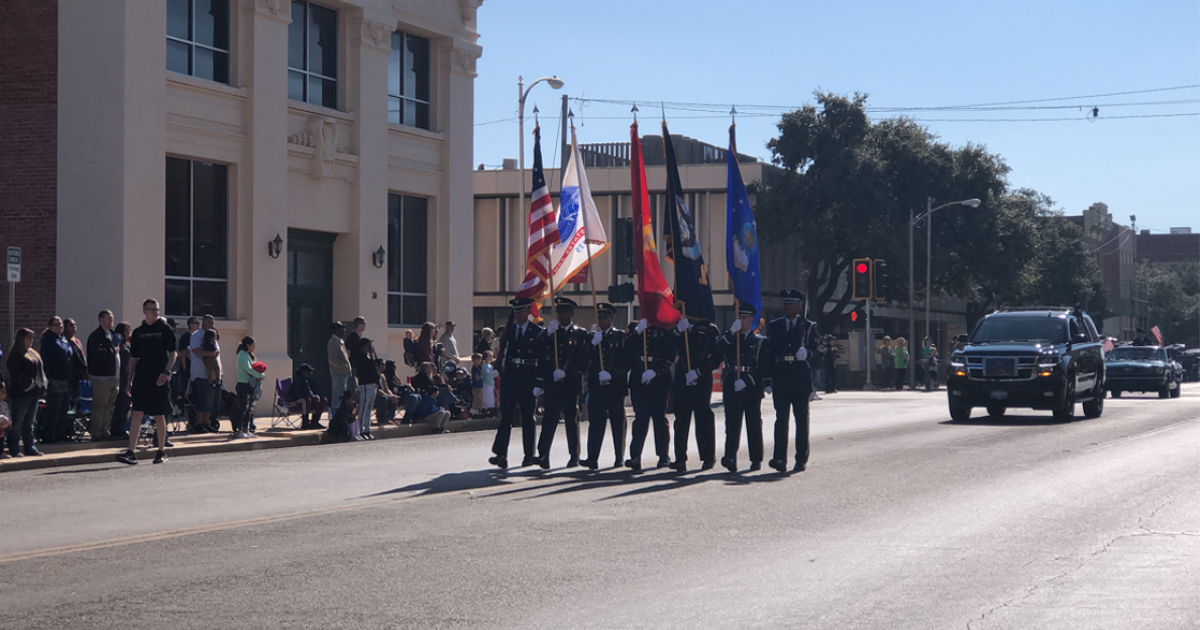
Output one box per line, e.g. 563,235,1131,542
244,431,257,439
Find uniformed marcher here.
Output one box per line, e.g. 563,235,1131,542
534,297,587,469
579,303,629,471
764,288,819,473
716,303,769,473
625,318,675,472
1131,328,1153,346
489,298,546,469
669,316,721,473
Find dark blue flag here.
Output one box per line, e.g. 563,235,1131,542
725,125,761,316
662,122,716,322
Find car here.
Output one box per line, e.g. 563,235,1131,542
947,307,1105,421
1106,345,1181,399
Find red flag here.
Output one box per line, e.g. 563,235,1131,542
630,121,681,328
1151,325,1163,345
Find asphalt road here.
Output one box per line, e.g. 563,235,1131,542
3,386,1199,629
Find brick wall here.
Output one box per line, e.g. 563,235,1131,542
0,1,58,346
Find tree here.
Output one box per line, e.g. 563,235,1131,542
1139,261,1200,347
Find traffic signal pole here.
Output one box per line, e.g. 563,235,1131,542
864,299,874,390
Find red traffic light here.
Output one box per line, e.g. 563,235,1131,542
850,311,859,322
856,262,868,274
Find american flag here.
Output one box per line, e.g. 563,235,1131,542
514,126,560,309
1102,337,1114,354
1150,325,1163,346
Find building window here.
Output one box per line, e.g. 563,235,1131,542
388,31,431,129
388,194,428,326
288,1,338,108
167,0,231,84
165,157,228,318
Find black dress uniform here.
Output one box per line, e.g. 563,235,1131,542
490,299,547,469
764,289,819,473
669,319,721,472
535,298,588,468
626,322,675,471
716,305,769,473
580,303,629,471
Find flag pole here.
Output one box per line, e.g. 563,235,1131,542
662,117,692,374
730,109,741,372
571,117,604,370
536,115,560,370
633,114,648,374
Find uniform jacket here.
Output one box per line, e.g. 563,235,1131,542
672,321,722,387
627,327,675,390
497,320,547,382
716,330,769,391
540,323,588,389
763,316,819,391
586,326,629,391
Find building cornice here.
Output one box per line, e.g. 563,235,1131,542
252,0,291,24
353,17,393,53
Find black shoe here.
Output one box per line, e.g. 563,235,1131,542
488,455,508,469
768,458,786,473
153,450,167,464
23,448,43,457
793,462,807,472
521,456,536,467
566,457,579,468
163,438,175,448
624,458,642,472
656,459,671,469
538,456,550,470
721,457,737,473
749,461,762,472
579,458,598,471
669,460,687,473
613,459,623,469
700,460,715,471
117,450,137,465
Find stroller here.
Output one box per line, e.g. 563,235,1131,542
441,363,473,420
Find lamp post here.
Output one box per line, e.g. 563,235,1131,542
908,196,982,388
517,75,564,236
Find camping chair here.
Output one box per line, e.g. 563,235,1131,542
70,380,93,441
271,378,306,430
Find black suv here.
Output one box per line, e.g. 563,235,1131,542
947,308,1105,421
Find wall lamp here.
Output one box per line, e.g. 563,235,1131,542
372,246,386,269
268,233,284,259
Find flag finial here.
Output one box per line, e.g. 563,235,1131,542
730,105,737,124
661,101,666,123
631,103,638,122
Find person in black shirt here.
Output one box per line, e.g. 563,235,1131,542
117,299,177,465
351,337,379,440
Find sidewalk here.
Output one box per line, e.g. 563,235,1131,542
0,415,502,473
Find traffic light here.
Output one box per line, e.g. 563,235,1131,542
612,217,635,276
851,258,873,300
849,300,866,324
873,259,888,301
607,282,635,304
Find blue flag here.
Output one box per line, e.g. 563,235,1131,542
725,125,761,316
662,123,716,322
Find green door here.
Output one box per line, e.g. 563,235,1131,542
287,229,336,397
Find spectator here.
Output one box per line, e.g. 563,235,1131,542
63,317,88,392
86,310,121,442
39,316,73,443
413,384,451,434
382,359,420,422
117,299,178,465
344,316,366,361
372,358,402,425
480,350,497,415
918,337,933,388
402,329,417,368
879,336,895,390
111,322,133,439
0,380,10,459
6,328,46,457
351,337,379,440
474,327,495,357
233,336,265,439
177,317,200,375
821,335,838,394
189,315,222,435
894,337,910,390
470,353,484,415
327,390,356,442
439,321,460,365
327,322,352,415
413,322,438,368
287,363,328,430
926,346,940,391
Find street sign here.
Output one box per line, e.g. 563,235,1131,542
7,247,20,283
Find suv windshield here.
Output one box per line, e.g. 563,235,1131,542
971,316,1069,344
1108,347,1166,362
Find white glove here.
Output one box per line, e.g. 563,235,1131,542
765,386,773,395
592,331,603,346
590,324,598,333
641,369,656,384
676,318,691,333
685,369,699,385
795,346,808,361
636,319,648,334
730,319,742,333
533,387,544,397
553,369,565,382
734,379,746,392
598,370,612,383
546,320,559,334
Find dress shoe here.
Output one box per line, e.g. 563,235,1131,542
669,460,687,473
749,461,762,472
624,458,642,472
768,459,786,473
538,456,550,470
566,457,579,468
521,456,536,467
579,458,598,471
613,459,624,469
700,460,715,471
793,462,807,472
488,455,508,469
656,459,671,469
721,457,737,473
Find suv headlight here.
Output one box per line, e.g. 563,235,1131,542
950,362,966,377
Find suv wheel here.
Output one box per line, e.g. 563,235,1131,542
1083,381,1104,419
1110,389,1122,399
986,404,1005,419
1053,377,1075,421
1158,383,1171,399
948,400,972,422
1170,381,1182,398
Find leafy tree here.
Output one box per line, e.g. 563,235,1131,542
1139,261,1200,347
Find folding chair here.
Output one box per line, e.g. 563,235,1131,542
271,378,306,430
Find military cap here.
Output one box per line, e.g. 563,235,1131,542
554,297,578,312
595,302,616,316
738,303,758,316
779,288,806,303
1136,327,1146,333
509,297,534,311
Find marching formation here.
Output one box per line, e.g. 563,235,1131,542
487,291,819,475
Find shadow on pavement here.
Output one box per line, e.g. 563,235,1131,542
476,464,794,502
39,465,122,476
365,468,523,498
941,414,1088,427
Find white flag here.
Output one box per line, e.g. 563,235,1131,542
547,130,608,289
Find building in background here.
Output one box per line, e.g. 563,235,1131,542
1071,202,1141,339
0,0,482,396
1137,228,1200,265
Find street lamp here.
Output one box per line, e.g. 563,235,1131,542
908,196,982,388
517,75,565,238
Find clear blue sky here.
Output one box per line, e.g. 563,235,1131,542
473,0,1200,232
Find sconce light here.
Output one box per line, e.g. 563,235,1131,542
372,246,386,269
268,233,284,259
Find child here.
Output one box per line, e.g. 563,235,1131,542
470,353,484,414
481,350,497,416
0,381,11,460
414,384,451,433
327,390,357,442
201,328,222,383
288,363,328,430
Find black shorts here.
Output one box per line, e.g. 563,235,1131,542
131,377,171,416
